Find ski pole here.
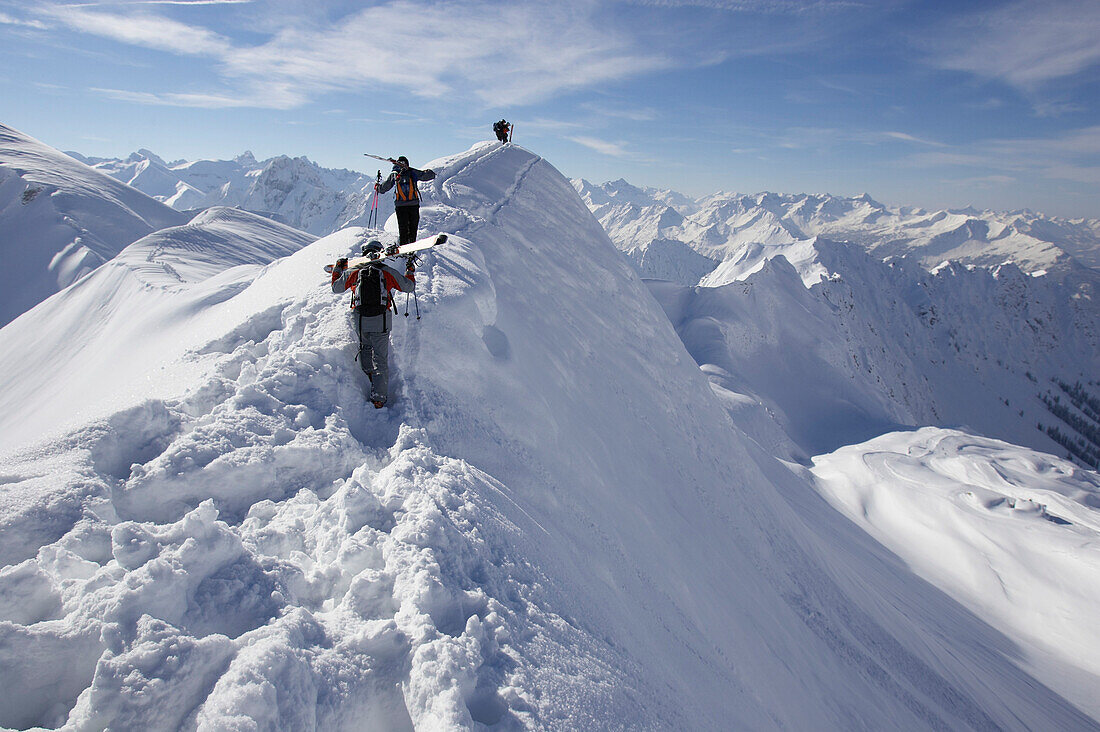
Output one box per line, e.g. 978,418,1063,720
367,170,380,228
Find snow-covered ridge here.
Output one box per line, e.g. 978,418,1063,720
1,141,1098,729
114,206,316,287
0,124,188,326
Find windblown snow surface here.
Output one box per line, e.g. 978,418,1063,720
0,142,1098,730
811,427,1100,714
0,124,187,327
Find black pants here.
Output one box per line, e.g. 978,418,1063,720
396,205,420,245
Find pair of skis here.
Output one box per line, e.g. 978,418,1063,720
325,233,447,322
324,233,448,273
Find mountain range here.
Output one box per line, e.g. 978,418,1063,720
573,177,1100,285
70,147,392,238
1,125,1098,729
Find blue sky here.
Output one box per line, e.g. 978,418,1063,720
2,0,1099,217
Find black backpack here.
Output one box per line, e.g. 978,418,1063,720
357,267,387,316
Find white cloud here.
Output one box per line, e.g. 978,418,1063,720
623,0,866,13
881,131,946,147
771,127,948,150
41,5,232,55
905,125,1100,186
37,0,679,109
925,0,1100,90
62,0,251,5
944,174,1016,188
569,136,634,157
91,84,305,109
566,135,661,164
225,1,674,106
518,117,588,134
0,11,48,28
579,102,660,121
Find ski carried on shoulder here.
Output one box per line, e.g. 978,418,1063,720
364,152,405,167
324,233,448,273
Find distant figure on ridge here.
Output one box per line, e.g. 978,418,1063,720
330,240,416,408
376,156,436,245
493,119,511,144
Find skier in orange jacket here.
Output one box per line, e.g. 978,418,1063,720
330,240,415,408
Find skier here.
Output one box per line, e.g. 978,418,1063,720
493,119,511,144
376,156,436,246
330,240,416,408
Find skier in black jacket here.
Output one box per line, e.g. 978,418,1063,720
376,156,436,245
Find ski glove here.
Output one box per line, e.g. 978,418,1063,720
335,258,348,270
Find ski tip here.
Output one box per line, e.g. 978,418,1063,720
324,264,335,273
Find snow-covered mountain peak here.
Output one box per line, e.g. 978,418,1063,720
132,148,166,166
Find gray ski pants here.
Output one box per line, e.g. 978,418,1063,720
358,311,392,404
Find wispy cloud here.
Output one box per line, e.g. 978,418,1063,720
61,0,251,6
624,0,866,13
923,0,1100,90
91,84,305,109
519,117,589,134
567,135,662,164
232,1,677,105
31,0,877,112
570,136,633,157
35,0,682,109
906,125,1100,185
579,101,660,122
772,126,948,150
964,97,1006,111
0,11,48,28
40,5,231,55
882,131,946,147
943,174,1017,188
